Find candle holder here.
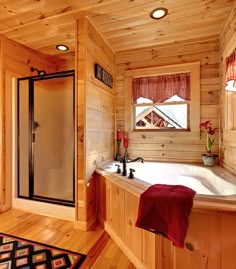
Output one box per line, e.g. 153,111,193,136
115,140,122,161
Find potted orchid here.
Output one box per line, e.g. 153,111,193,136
199,120,218,166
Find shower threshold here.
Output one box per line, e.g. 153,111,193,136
12,197,75,221
32,195,75,207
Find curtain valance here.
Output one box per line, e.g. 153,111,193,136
132,73,190,103
225,49,236,91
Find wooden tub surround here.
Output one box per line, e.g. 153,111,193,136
96,162,236,269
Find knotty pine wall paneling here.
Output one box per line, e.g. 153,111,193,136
75,17,87,230
0,37,64,213
75,17,115,230
115,36,220,163
219,1,236,176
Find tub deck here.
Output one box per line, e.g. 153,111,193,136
99,161,236,211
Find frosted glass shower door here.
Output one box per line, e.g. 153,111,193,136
33,76,74,203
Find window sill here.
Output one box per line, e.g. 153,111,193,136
134,128,190,132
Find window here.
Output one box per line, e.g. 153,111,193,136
225,49,236,92
225,49,236,130
133,73,190,130
124,62,200,134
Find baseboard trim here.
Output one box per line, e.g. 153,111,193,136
97,214,105,228
73,215,97,231
0,205,11,213
87,215,97,230
104,222,145,269
73,220,87,230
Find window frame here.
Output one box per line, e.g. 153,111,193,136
124,62,200,135
223,47,236,132
225,91,236,131
222,46,236,147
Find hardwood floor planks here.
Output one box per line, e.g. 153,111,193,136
80,231,110,268
0,209,135,268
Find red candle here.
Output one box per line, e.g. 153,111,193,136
123,135,128,148
117,129,122,140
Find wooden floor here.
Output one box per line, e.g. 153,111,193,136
0,209,136,269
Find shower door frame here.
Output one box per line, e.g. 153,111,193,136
17,70,75,207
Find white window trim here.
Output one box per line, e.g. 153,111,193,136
124,62,200,136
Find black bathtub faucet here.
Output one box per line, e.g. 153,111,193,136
120,157,144,176
127,157,144,163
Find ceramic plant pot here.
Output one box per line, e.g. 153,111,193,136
201,154,218,167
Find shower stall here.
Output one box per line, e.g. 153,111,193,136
16,70,75,208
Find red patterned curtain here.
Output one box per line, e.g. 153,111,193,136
132,73,190,104
226,49,236,82
225,49,236,91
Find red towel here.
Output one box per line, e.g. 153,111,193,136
135,184,196,248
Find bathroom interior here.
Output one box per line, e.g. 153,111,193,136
0,0,236,268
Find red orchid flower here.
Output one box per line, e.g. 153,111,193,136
199,120,217,153
199,120,211,129
208,126,217,135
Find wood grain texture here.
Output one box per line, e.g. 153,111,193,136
220,0,236,176
0,0,233,56
97,172,236,269
221,213,236,269
110,182,125,240
124,191,142,261
116,36,220,163
172,211,221,269
76,17,115,229
0,209,135,269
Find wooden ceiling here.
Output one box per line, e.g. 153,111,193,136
0,0,234,57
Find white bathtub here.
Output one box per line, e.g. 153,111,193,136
101,161,236,197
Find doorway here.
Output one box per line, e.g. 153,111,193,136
17,70,75,207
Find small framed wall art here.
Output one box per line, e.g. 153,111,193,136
94,63,113,88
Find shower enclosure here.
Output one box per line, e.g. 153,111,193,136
17,70,75,207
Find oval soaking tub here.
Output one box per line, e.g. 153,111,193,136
100,161,236,204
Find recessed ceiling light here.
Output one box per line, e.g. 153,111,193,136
150,7,168,20
56,45,69,51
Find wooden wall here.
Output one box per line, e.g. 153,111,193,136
0,37,65,212
115,36,220,163
0,16,115,230
76,17,115,230
219,1,236,175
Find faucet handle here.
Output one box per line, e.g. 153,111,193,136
115,164,121,173
128,168,135,179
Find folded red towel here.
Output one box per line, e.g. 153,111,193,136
135,184,196,248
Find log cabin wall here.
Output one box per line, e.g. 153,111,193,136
0,37,65,212
76,17,115,230
219,1,236,175
115,36,220,163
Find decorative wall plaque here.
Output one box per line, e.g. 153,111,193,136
95,63,113,88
